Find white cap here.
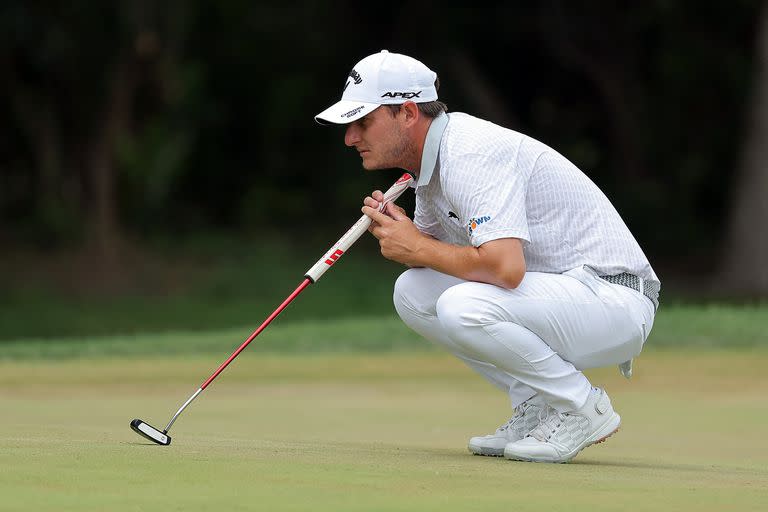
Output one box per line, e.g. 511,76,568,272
315,50,438,125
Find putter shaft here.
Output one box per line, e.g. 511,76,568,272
165,388,203,432
133,173,414,443
163,277,312,434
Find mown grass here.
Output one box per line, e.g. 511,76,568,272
1,351,766,512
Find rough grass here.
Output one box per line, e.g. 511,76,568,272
0,241,406,341
1,351,766,512
3,238,766,347
1,302,767,360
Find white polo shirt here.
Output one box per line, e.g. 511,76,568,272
413,112,660,285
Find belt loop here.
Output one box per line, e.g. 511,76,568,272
638,276,645,296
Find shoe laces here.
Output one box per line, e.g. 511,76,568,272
527,407,566,442
496,400,534,433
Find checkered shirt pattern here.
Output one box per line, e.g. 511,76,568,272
414,113,660,290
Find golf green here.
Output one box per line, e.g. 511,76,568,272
1,350,766,511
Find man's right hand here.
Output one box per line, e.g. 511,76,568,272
363,190,407,220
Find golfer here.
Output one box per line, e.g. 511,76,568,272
315,50,660,463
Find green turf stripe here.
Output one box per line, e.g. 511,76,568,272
1,304,767,360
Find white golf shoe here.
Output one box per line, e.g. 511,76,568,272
503,387,620,463
468,398,544,457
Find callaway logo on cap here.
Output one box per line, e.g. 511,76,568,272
315,50,438,125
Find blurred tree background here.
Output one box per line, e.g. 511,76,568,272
1,0,766,310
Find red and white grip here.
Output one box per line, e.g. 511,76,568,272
304,172,414,283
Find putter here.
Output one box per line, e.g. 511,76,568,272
130,172,414,445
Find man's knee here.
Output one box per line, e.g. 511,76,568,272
435,283,498,337
393,268,431,321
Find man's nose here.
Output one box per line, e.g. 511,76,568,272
345,124,360,147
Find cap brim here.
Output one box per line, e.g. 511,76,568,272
315,100,380,125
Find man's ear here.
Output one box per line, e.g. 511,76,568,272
401,101,420,126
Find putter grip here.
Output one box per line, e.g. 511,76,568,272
304,172,414,282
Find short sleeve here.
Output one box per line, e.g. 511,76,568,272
441,153,530,247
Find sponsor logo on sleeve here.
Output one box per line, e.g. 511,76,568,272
467,215,491,236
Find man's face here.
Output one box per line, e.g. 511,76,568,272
344,106,412,170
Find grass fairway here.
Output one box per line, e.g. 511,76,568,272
1,350,766,511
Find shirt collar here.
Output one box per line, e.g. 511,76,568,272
414,112,449,188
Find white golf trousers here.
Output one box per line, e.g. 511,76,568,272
393,266,656,412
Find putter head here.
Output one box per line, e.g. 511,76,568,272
130,419,172,446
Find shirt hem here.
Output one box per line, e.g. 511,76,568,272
471,229,530,247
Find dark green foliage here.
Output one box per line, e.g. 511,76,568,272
0,1,762,281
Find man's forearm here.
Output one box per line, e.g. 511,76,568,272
411,237,525,289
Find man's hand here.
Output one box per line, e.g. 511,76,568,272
363,190,407,219
362,191,526,289
361,202,428,267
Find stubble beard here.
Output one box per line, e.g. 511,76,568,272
363,128,417,171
